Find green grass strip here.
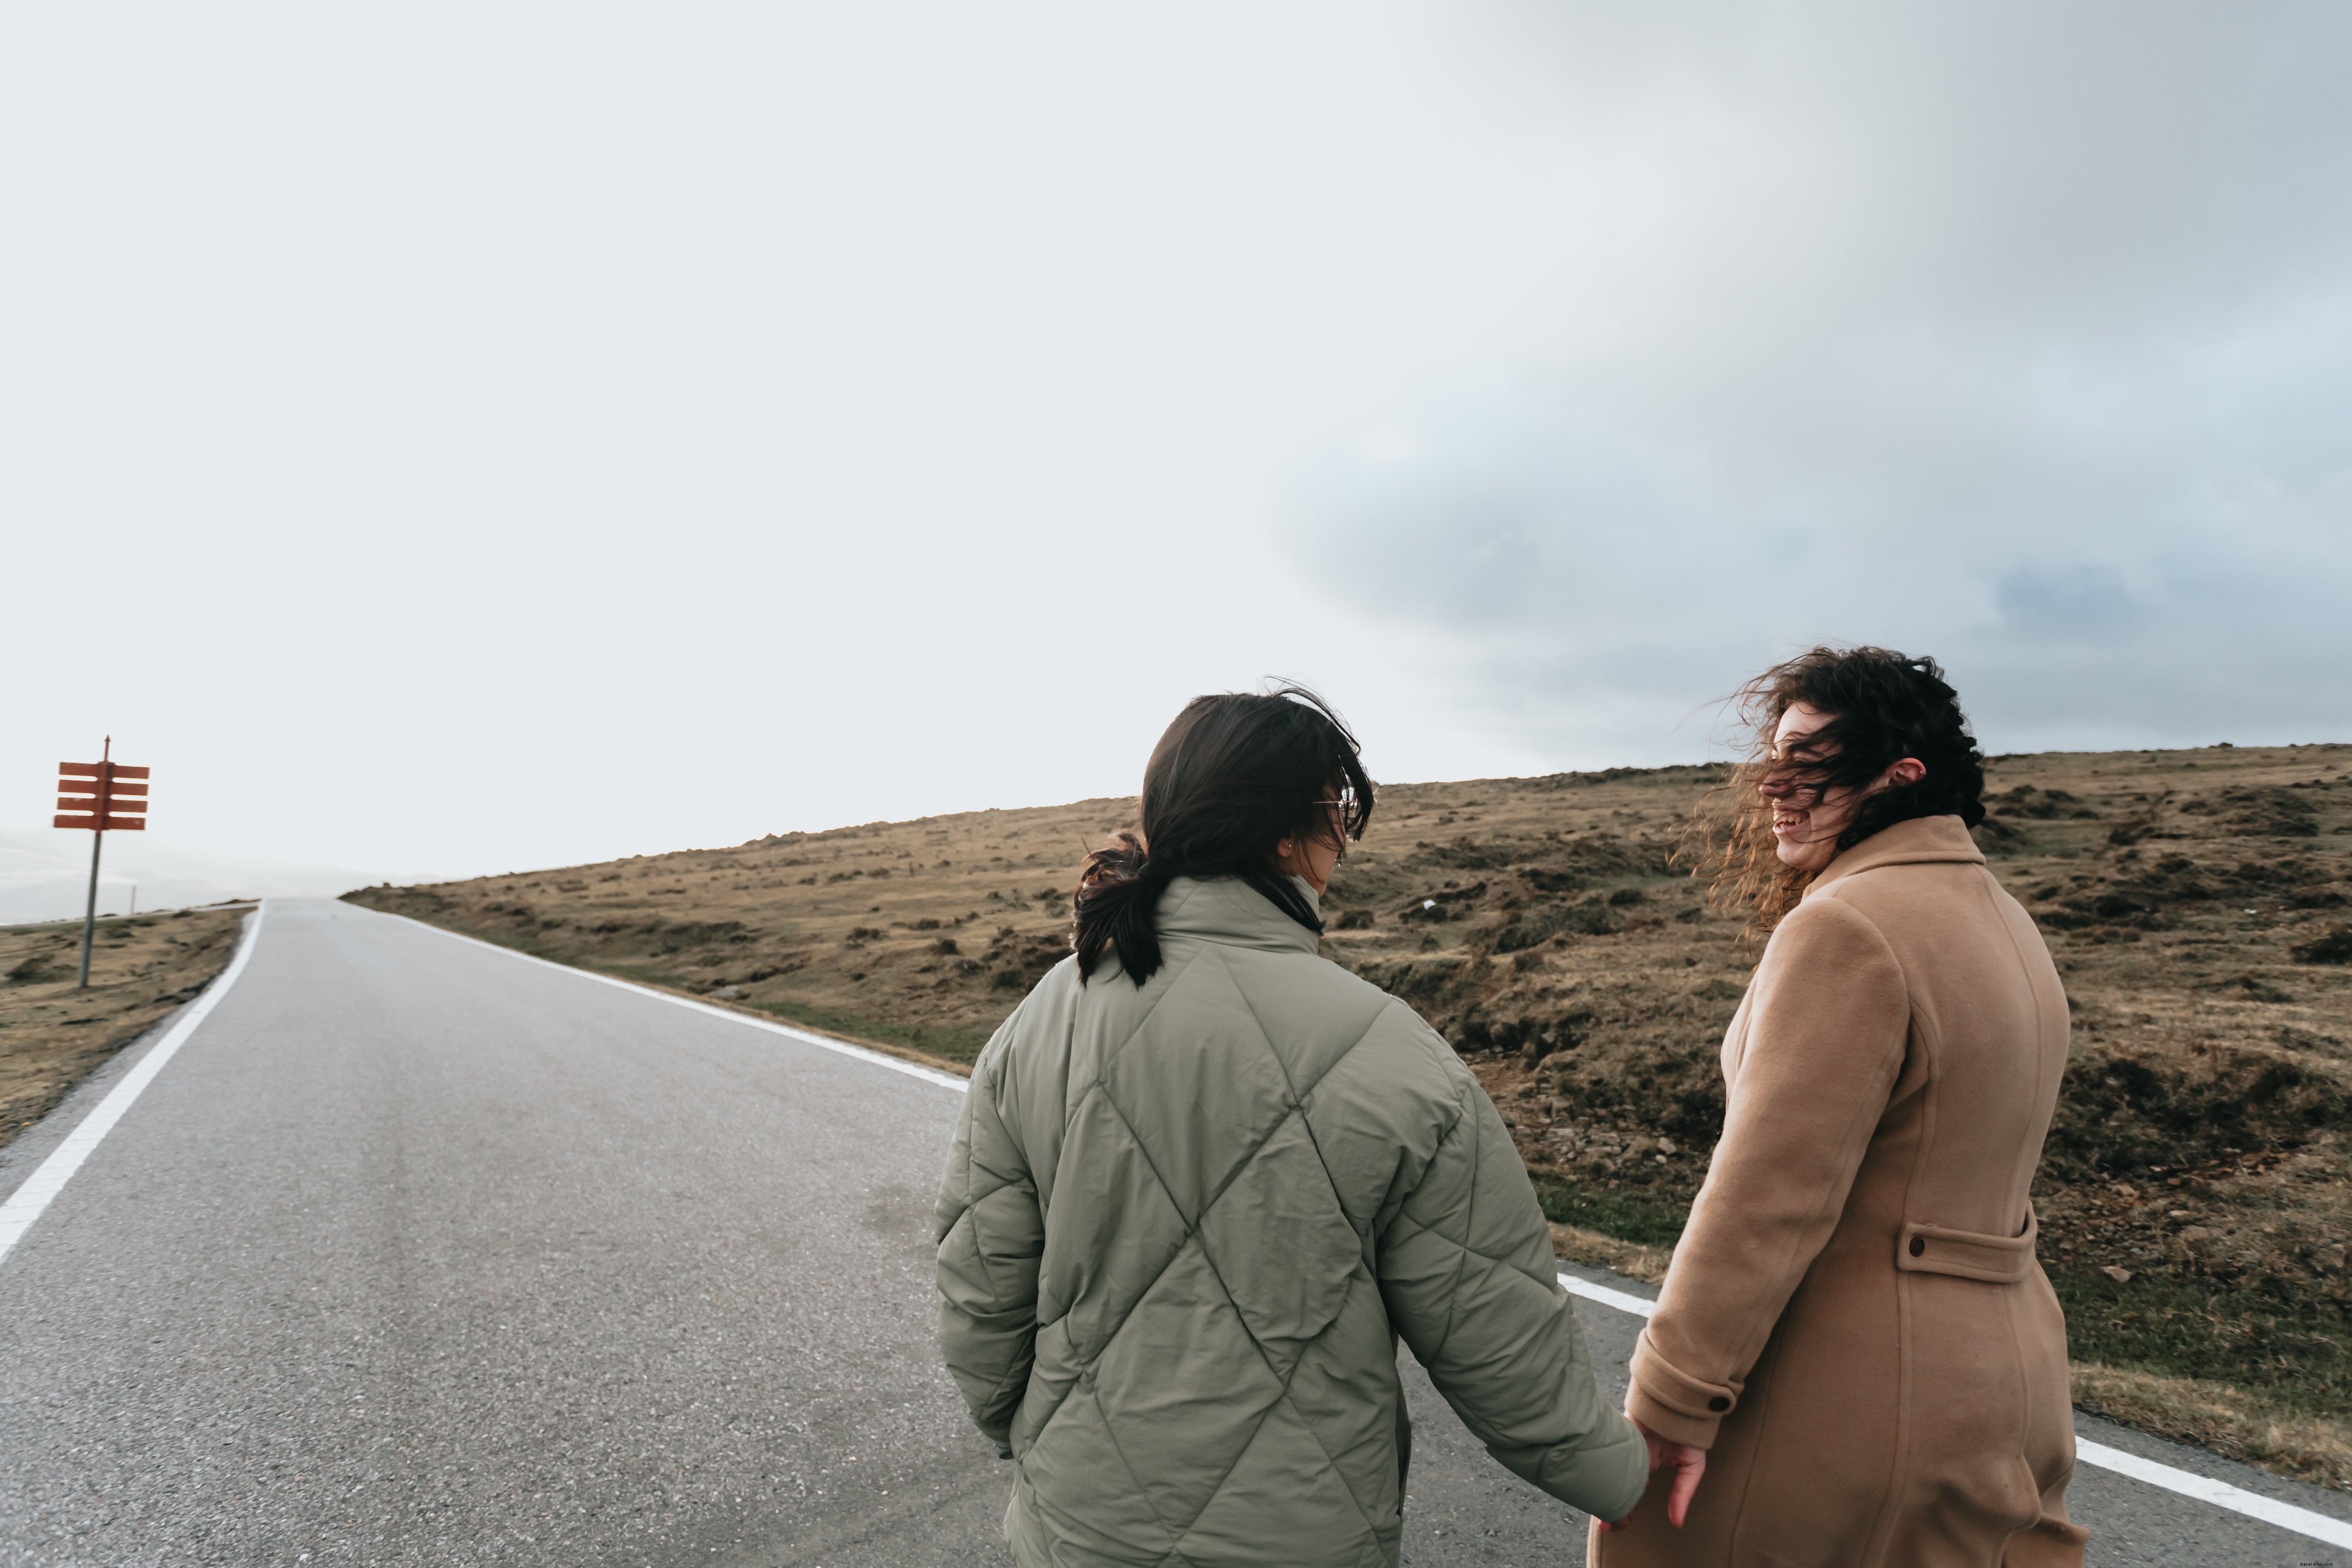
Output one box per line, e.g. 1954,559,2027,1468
1530,1176,1689,1247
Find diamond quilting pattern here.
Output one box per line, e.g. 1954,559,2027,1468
1046,1087,1197,1364
1214,944,1394,1097
1097,952,1299,1227
1017,1379,1187,1555
1192,1109,1360,1381
1172,1394,1384,1564
1079,947,1381,1541
1090,1237,1289,1531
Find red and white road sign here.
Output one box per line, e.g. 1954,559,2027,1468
56,760,150,832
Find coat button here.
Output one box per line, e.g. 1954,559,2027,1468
1707,1396,1731,1412
1908,1236,1926,1257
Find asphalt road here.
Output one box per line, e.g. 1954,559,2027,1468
1,897,2347,1566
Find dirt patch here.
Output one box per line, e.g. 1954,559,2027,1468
0,906,249,1149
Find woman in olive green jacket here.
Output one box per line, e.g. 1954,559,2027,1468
935,687,1647,1568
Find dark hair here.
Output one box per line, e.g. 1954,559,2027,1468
1074,684,1374,985
1688,646,1984,938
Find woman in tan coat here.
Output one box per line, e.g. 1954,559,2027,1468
1591,648,2088,1568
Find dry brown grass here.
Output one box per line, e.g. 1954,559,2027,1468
343,740,2352,1482
347,797,1137,1065
0,906,249,1150
1550,1222,1671,1285
2072,1361,2352,1491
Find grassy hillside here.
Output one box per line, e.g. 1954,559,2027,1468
344,741,2352,1484
0,906,250,1149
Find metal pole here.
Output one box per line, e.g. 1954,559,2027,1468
77,735,112,990
78,829,103,989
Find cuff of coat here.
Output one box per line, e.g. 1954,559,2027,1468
1627,1328,1740,1452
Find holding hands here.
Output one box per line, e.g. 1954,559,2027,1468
1604,1419,1706,1533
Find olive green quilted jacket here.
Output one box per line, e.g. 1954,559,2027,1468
935,875,1646,1567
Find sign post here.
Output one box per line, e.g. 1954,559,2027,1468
55,738,150,989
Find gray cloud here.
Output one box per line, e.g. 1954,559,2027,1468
1285,3,2352,762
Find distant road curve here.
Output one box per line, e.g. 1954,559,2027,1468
0,898,2343,1567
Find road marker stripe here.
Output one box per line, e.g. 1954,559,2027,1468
1556,1271,2352,1551
1558,1272,1664,1321
369,907,972,1093
361,904,2352,1552
0,904,267,1270
2069,1441,2352,1550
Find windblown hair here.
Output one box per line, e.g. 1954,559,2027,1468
1074,685,1374,986
1686,646,1985,941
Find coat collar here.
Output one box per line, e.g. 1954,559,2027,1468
1155,873,1324,955
1806,813,1983,897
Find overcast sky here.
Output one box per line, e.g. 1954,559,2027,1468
6,4,2348,919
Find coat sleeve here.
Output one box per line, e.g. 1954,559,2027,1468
1377,1059,1650,1523
1627,893,1911,1450
934,1046,1045,1454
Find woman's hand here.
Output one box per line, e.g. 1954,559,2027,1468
1604,1421,1707,1531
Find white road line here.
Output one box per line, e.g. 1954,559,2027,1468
367,906,972,1093
1558,1272,1663,1321
2074,1441,2352,1550
1557,1271,2352,1552
362,904,2352,1552
0,903,267,1270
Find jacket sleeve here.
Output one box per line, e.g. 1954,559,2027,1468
1378,1062,1649,1523
934,1047,1044,1453
1628,893,1911,1450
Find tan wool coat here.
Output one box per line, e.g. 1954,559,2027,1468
1590,815,2087,1568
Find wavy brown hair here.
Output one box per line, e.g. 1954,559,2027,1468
1684,646,1987,943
